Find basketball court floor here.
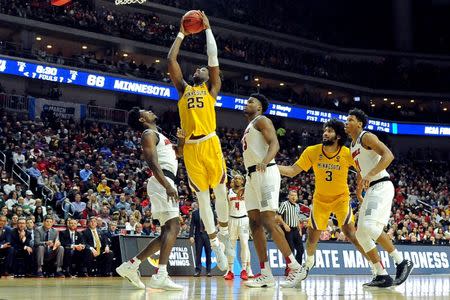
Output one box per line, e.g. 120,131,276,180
0,275,449,299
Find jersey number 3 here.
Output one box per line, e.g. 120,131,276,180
325,171,333,181
187,97,204,109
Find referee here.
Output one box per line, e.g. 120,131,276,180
277,190,304,275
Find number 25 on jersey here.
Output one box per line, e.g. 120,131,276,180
187,97,204,109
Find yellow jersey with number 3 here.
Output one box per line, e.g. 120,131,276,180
295,144,355,197
178,83,216,138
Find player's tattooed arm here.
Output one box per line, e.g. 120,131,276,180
167,20,188,96
360,132,395,189
142,131,178,201
255,116,279,172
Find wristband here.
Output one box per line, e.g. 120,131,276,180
177,32,185,40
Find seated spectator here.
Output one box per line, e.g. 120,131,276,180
115,193,130,212
11,217,33,277
70,193,87,219
97,179,111,196
33,206,45,226
79,164,93,182
123,180,135,196
133,223,144,236
3,178,15,195
24,190,36,211
83,217,113,276
59,218,88,277
0,215,13,275
34,215,64,277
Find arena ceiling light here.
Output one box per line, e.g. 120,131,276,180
327,91,333,95
371,104,375,107
410,99,415,103
254,78,259,82
36,36,42,41
279,83,285,86
444,108,448,111
397,105,402,109
123,53,128,57
82,45,87,49
390,101,395,105
155,59,160,63
383,98,388,101
46,44,52,49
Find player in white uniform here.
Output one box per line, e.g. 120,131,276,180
224,174,254,280
346,108,414,288
116,107,184,291
242,94,304,288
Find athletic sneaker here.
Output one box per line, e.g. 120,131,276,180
224,271,234,280
393,260,414,286
218,231,233,257
363,275,393,288
245,273,275,288
211,242,228,271
116,262,145,289
149,274,183,291
302,262,315,281
240,270,248,280
279,267,307,288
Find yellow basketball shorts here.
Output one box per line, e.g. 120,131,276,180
308,193,354,231
183,134,227,192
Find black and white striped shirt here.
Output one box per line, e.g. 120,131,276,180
278,201,301,228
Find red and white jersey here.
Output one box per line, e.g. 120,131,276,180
143,129,178,176
242,115,275,168
350,130,389,181
228,188,247,217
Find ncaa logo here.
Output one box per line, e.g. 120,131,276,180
201,248,218,269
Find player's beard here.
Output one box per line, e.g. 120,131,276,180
322,138,335,146
193,76,203,85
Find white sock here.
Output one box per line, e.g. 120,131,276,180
286,253,301,269
158,264,168,276
129,257,141,266
389,249,403,265
219,226,229,236
374,262,388,275
305,255,315,269
260,261,272,276
369,261,376,275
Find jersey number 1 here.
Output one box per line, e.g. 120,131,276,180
187,97,204,109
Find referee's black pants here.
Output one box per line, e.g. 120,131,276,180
284,227,304,264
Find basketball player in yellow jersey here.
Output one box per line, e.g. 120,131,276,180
167,11,230,271
278,119,373,281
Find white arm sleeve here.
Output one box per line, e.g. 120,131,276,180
205,28,219,67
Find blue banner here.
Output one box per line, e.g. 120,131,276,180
245,241,450,276
1,56,449,137
119,236,450,276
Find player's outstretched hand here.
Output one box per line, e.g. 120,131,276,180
179,19,190,36
200,11,210,29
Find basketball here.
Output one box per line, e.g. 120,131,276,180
182,10,204,34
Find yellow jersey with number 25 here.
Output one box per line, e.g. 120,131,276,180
178,83,216,139
295,144,355,197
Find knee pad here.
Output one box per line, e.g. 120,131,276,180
356,220,384,252
196,190,216,234
213,184,229,223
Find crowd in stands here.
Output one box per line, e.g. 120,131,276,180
1,39,448,124
3,0,450,93
0,105,448,276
